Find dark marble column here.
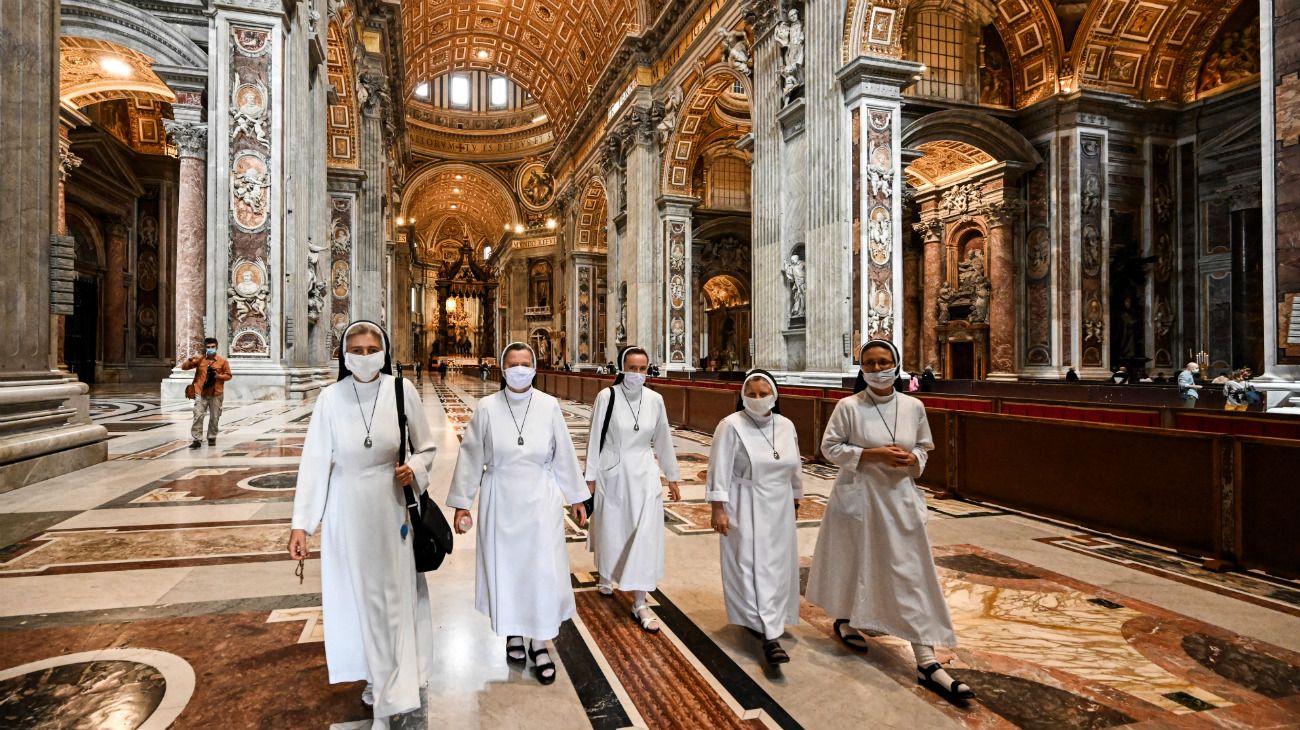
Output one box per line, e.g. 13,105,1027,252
102,219,130,367
984,201,1022,378
915,216,944,372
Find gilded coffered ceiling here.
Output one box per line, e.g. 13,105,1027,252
402,162,521,246
905,140,996,189
59,37,176,109
400,0,638,141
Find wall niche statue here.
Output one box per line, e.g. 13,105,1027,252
773,7,805,105
781,245,806,326
937,248,991,324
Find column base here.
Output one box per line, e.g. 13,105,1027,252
986,371,1019,382
161,364,336,402
0,376,108,491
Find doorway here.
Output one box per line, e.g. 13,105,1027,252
948,341,975,379
66,278,99,384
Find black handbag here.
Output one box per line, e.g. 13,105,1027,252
395,376,453,572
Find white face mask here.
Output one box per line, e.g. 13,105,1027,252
504,365,536,390
345,351,385,381
622,372,646,390
742,394,777,416
862,367,897,389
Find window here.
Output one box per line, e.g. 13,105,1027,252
449,74,470,107
706,155,751,211
910,11,968,101
483,245,492,260
489,76,508,108
731,80,746,96
414,81,430,100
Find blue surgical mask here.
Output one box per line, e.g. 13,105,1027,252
205,348,217,356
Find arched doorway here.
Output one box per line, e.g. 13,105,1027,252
700,274,750,371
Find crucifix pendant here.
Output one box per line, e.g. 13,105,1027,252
517,436,525,446
774,451,781,460
364,436,373,448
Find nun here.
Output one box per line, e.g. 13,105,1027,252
287,320,437,727
584,346,681,632
806,339,974,702
447,342,589,685
705,369,803,665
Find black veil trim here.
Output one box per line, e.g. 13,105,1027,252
613,345,648,386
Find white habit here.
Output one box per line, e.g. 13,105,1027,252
706,410,803,640
584,384,680,591
806,389,957,646
291,374,437,718
447,388,589,639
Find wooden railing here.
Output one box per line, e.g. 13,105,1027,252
536,370,1300,578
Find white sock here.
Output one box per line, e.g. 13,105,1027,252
530,638,553,666
632,590,648,609
912,643,966,691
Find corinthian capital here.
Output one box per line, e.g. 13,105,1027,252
164,120,208,159
59,147,83,181
980,199,1024,228
912,217,944,242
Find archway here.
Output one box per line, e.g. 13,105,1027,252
700,274,751,371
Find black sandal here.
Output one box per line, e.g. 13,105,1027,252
917,662,975,702
529,645,557,685
833,619,870,653
505,636,526,665
762,640,790,665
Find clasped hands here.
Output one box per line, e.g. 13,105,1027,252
858,445,916,469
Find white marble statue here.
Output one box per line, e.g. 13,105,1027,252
718,29,751,77
233,167,270,214
229,270,269,320
657,86,683,147
773,8,805,103
306,238,328,325
782,253,806,320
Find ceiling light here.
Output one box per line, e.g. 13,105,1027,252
514,223,525,234
100,57,132,77
455,174,463,180
545,218,557,229
396,217,405,226
532,114,548,124
503,223,512,231
477,49,490,60
409,216,417,224
450,204,458,210
452,187,461,194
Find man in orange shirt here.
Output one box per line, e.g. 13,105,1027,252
181,337,234,448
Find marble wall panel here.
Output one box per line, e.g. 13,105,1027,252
576,263,593,364
327,194,353,357
1059,133,1074,367
865,108,895,342
135,187,161,359
1024,146,1052,366
1151,143,1179,370
852,107,862,352
666,220,688,364
1079,133,1107,368
227,26,274,358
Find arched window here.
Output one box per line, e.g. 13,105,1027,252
908,10,973,102
704,154,751,211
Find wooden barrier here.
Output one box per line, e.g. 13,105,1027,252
530,371,1299,576
1236,438,1300,577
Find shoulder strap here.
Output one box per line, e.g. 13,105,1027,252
598,386,616,453
394,375,408,463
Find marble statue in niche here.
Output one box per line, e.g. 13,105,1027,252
936,281,956,324
937,250,991,324
718,28,751,77
616,281,627,343
773,8,804,104
782,252,806,321
306,238,328,325
657,86,683,147
228,260,269,320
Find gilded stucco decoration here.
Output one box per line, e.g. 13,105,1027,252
326,20,359,168
401,0,637,139
403,162,520,244
59,37,177,109
661,65,753,196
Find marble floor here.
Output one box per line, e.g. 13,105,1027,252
3,375,1300,729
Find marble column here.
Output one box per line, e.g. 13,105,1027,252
165,121,209,363
902,223,922,374
103,219,130,368
659,195,697,370
1260,0,1300,408
984,201,1022,379
625,108,663,361
745,2,787,370
355,69,390,326
838,56,923,367
915,216,943,371
0,0,107,489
